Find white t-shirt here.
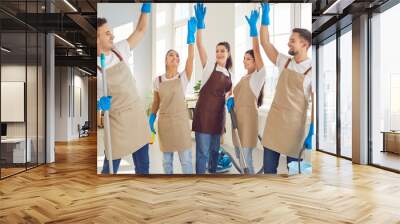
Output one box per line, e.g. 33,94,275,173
200,60,233,90
153,71,189,95
239,67,266,98
276,53,314,99
97,40,131,98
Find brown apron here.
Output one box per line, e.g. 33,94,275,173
233,75,258,148
157,75,192,152
192,63,232,135
98,49,151,160
262,58,312,158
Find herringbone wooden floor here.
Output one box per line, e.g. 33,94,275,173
1,134,400,224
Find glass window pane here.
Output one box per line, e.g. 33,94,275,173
27,31,38,168
301,4,312,31
174,3,189,22
318,37,337,154
340,30,352,158
38,33,45,165
371,3,400,171
272,4,291,34
1,31,28,177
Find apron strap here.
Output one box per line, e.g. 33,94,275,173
303,67,312,76
111,49,123,62
158,76,162,84
213,62,218,71
284,58,291,69
97,49,123,73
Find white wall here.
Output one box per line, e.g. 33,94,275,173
54,67,89,141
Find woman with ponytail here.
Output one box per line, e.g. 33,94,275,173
226,10,266,174
192,3,233,174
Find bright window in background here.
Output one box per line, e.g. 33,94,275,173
262,4,293,108
300,4,312,32
258,4,312,108
371,2,400,171
113,22,134,72
173,3,193,94
318,36,337,155
340,28,352,158
174,3,189,22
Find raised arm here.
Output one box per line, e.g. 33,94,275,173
260,3,279,65
194,3,207,68
245,9,264,71
185,17,197,80
127,3,151,49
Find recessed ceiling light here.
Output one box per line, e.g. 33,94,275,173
54,34,75,48
63,0,78,12
78,67,93,76
1,47,11,53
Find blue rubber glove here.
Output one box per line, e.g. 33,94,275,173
98,96,112,111
261,3,270,26
187,17,197,44
149,112,156,134
226,97,235,112
194,3,206,29
141,3,151,14
304,123,314,150
245,9,259,37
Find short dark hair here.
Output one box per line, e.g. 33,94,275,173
97,17,107,28
292,28,311,48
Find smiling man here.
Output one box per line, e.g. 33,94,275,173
259,3,314,174
96,3,152,175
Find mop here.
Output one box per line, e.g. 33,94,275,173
100,53,114,174
228,108,249,174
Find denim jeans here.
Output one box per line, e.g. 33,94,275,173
263,147,298,174
163,149,193,174
195,132,221,174
102,144,149,174
235,147,255,174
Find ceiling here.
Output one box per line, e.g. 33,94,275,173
311,0,392,44
0,0,98,74
0,0,397,74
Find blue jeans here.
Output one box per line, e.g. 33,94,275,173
263,147,298,174
163,149,193,174
195,132,221,174
102,144,149,174
235,147,255,174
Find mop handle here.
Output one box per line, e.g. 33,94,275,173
100,53,114,174
229,108,238,129
228,107,249,173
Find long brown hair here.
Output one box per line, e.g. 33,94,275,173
245,49,264,107
217,42,232,71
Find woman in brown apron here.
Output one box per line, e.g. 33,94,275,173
260,3,314,174
228,10,266,174
148,17,197,174
192,3,233,174
97,4,151,174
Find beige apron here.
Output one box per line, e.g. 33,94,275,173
99,49,151,160
262,58,312,158
232,75,258,148
157,75,192,152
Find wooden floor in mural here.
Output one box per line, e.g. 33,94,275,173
1,134,400,223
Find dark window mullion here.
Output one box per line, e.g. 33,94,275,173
336,28,341,157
